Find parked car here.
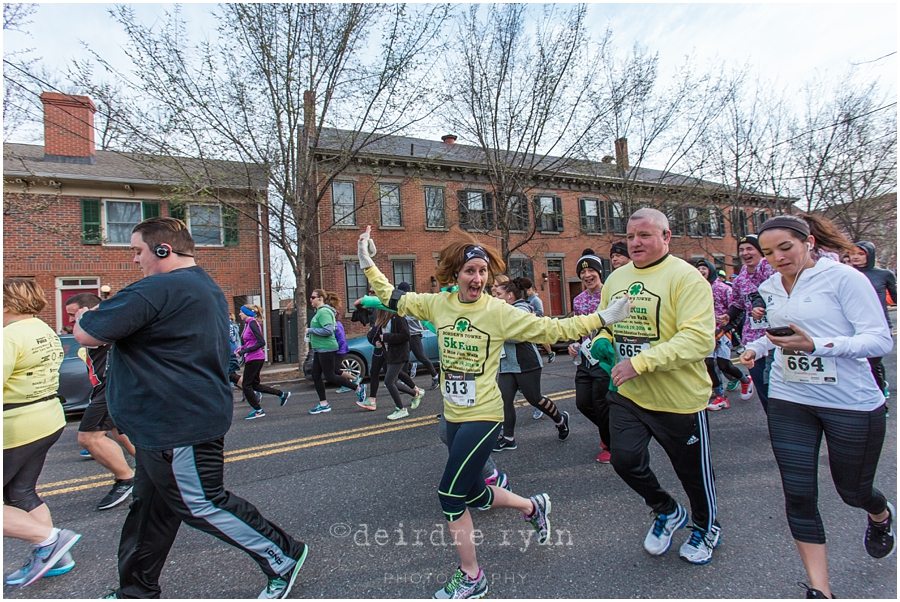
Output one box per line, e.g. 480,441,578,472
57,334,92,415
303,330,441,382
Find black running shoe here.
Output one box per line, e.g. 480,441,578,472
865,501,895,559
492,437,517,452
97,479,134,511
556,410,570,440
799,582,835,599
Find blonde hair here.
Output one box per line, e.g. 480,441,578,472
434,239,505,287
3,278,48,315
324,291,342,311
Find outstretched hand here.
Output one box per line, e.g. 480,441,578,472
598,295,632,326
358,225,377,269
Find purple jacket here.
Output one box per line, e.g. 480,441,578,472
239,317,266,362
335,320,349,355
729,259,774,343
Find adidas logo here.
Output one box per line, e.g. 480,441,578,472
686,435,699,445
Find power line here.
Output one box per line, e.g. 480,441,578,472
763,102,898,150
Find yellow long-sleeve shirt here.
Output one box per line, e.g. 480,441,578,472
365,266,602,422
600,255,715,413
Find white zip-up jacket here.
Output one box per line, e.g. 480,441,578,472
747,258,893,411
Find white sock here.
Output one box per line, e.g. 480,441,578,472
37,528,60,548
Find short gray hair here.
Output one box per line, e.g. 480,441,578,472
629,207,669,232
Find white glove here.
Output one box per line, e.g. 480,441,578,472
598,295,632,326
358,225,377,269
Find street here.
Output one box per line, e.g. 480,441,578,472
4,344,896,599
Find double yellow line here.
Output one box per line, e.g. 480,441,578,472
37,389,575,498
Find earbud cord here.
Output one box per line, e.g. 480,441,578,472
785,246,813,298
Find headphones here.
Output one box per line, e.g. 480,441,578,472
153,244,193,258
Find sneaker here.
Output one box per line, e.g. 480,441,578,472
726,379,740,392
411,387,425,410
352,375,363,387
5,552,74,586
532,407,544,420
20,529,82,587
96,479,134,511
101,591,119,599
433,567,487,599
258,543,309,599
547,351,556,363
556,410,570,440
643,503,688,555
430,375,440,391
707,395,730,411
524,493,552,544
798,582,833,599
308,403,331,415
484,469,511,491
740,378,754,400
492,436,517,452
387,407,409,420
355,383,368,405
245,409,266,420
884,386,891,399
334,386,352,394
279,391,292,406
678,524,721,564
865,501,895,559
356,399,377,411
595,449,611,464
409,363,418,378
79,449,92,460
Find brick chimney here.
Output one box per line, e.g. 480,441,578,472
614,137,629,171
40,92,96,164
441,134,458,145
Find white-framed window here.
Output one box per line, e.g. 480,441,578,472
424,186,446,229
535,195,563,232
580,197,602,233
379,183,402,227
104,199,143,244
709,207,725,237
187,204,223,245
457,190,493,231
344,262,369,309
332,181,356,226
609,201,628,234
506,195,529,231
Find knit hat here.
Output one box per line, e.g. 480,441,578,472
737,234,762,255
576,248,604,278
609,241,629,259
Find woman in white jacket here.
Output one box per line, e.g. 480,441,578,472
739,214,894,600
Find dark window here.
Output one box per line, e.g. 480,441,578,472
392,260,414,288
506,195,529,231
105,200,142,244
664,205,684,236
332,181,356,226
609,201,628,234
424,186,446,228
535,195,563,232
457,190,494,231
344,262,369,308
507,257,534,280
379,183,401,227
187,204,223,245
580,197,603,233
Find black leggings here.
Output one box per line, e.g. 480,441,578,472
3,427,63,512
409,334,437,378
868,357,887,392
574,362,611,447
498,369,559,439
767,397,888,544
311,351,357,402
438,421,501,521
704,357,745,390
384,362,416,409
368,353,415,399
241,360,283,410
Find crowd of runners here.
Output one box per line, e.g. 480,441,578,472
3,207,895,599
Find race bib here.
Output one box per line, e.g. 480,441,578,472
781,350,837,385
443,371,476,407
579,337,599,366
615,336,650,363
749,314,770,330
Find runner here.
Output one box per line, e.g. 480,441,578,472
373,308,425,421
236,304,290,419
396,282,441,390
570,248,612,463
492,277,569,451
849,241,896,399
600,208,721,565
64,293,136,510
609,241,630,270
721,234,774,411
356,225,631,598
739,214,894,598
520,277,556,364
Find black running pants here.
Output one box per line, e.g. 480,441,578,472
498,369,558,439
409,334,437,378
574,362,611,447
241,360,282,410
311,350,356,402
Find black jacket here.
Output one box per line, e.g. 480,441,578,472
379,315,410,365
854,240,897,326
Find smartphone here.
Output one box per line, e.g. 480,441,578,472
766,326,795,337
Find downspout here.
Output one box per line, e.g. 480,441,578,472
257,202,269,362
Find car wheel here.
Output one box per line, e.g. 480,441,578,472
341,352,366,381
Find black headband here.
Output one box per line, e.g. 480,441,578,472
758,215,810,238
462,245,488,264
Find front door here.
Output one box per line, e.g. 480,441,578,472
547,259,564,316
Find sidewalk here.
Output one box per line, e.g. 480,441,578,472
260,361,303,382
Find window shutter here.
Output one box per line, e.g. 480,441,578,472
170,203,186,222
554,197,564,231
141,201,160,220
223,206,239,246
81,198,101,244
484,193,494,230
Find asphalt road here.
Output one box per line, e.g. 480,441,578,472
4,343,896,599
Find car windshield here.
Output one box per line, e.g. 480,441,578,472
58,335,83,359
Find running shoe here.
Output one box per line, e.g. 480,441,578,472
643,502,688,556
865,501,895,559
707,396,730,411
387,407,409,421
308,403,331,415
532,408,544,420
409,363,418,378
678,524,721,565
20,529,82,587
258,543,308,599
411,387,425,410
547,351,556,363
245,409,266,420
595,449,611,464
101,591,119,599
430,375,440,390
334,386,352,394
352,375,363,387
279,391,292,406
492,437,517,452
739,378,754,400
799,582,832,599
96,479,134,511
556,410,570,440
355,383,368,405
884,386,891,399
433,567,487,599
79,449,92,460
726,379,740,392
524,493,552,544
484,469,511,491
356,399,377,411
5,552,74,586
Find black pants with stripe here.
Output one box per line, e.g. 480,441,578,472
767,397,888,544
117,438,305,598
608,392,718,532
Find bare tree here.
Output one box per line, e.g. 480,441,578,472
66,3,451,365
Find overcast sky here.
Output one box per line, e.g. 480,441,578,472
5,1,896,144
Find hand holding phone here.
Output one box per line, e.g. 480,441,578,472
766,326,796,337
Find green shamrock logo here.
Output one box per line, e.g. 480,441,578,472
629,283,643,296
455,318,470,332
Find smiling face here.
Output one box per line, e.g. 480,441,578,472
759,229,815,280
457,258,489,302
626,217,670,268
697,264,710,279
738,242,763,270
579,267,602,292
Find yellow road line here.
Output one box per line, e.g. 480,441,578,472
38,389,576,497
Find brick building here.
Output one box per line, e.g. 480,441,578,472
309,129,790,337
3,92,274,344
